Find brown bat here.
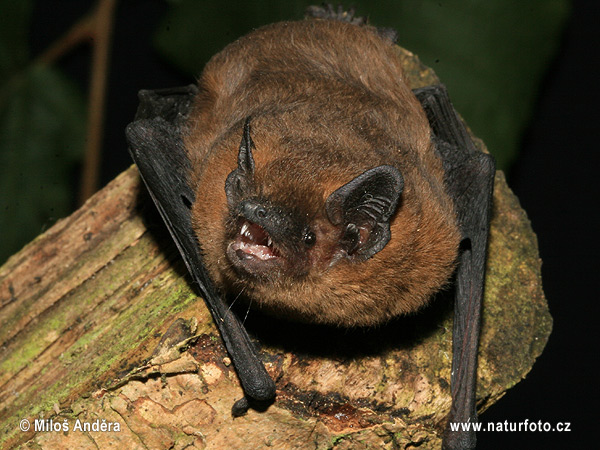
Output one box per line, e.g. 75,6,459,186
126,6,494,450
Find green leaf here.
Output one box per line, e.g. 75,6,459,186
0,65,86,262
367,0,570,169
154,0,569,170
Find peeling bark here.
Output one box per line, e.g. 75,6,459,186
0,46,551,450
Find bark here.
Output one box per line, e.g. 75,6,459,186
0,47,551,450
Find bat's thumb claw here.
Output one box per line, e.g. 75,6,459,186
231,397,250,417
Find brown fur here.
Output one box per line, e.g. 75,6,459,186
186,19,460,327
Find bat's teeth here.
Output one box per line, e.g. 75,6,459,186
267,236,273,247
241,222,249,236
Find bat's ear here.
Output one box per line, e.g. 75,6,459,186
326,165,403,260
225,117,256,206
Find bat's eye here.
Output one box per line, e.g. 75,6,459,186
303,230,316,247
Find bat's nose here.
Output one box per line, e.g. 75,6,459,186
240,200,267,220
237,199,300,246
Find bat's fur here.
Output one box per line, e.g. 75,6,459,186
186,19,460,327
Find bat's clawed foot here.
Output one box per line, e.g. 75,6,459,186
305,4,398,43
231,397,250,417
305,4,366,25
231,395,274,417
443,425,476,450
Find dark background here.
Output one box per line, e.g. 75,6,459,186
28,0,599,448
481,0,598,448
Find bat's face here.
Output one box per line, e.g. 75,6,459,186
222,119,403,284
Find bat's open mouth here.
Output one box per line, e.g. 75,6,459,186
229,219,281,262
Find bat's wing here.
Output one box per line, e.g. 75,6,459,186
125,85,276,409
414,85,495,450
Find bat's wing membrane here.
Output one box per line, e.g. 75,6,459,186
414,85,495,450
125,85,276,407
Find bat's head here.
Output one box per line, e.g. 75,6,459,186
222,118,404,282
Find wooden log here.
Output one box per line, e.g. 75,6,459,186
0,46,551,450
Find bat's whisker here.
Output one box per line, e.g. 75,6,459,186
228,286,246,311
243,296,252,325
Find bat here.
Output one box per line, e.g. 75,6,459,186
126,6,494,450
